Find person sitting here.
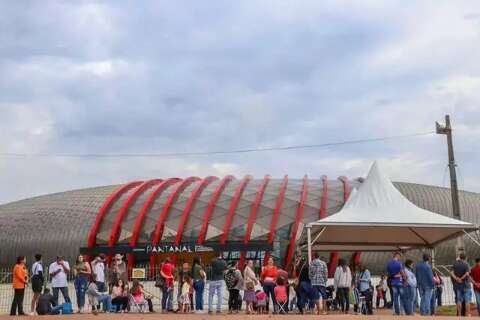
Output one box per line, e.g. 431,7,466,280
130,280,152,312
111,279,129,312
36,288,63,315
86,276,112,314
274,277,288,314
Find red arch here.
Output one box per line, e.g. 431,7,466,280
319,175,328,219
108,179,163,247
239,175,270,267
149,177,200,270
127,178,181,273
197,175,235,245
172,176,218,263
264,175,288,265
328,176,351,277
87,181,143,250
284,175,308,270
220,175,253,245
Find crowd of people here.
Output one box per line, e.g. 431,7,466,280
9,250,480,317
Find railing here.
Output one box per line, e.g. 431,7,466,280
0,266,458,315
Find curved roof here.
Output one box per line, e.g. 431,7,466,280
1,176,479,270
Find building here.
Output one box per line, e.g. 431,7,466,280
1,175,479,273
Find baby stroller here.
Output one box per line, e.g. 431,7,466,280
325,285,337,311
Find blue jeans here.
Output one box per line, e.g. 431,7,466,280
96,294,112,312
475,290,480,315
418,286,433,316
95,281,106,293
263,282,277,313
193,279,205,311
404,286,415,315
74,275,88,309
391,285,406,315
52,287,71,305
208,280,224,312
162,286,174,311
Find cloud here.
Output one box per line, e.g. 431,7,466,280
0,0,479,203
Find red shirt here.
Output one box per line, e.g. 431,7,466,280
471,265,480,290
161,262,175,288
274,285,287,303
261,266,278,283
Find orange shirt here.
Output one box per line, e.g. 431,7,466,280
261,266,278,282
13,264,27,289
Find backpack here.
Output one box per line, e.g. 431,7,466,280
224,269,238,289
61,302,73,314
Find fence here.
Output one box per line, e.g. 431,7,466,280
0,266,459,315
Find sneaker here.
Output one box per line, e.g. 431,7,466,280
216,311,222,314
29,312,35,316
208,311,213,315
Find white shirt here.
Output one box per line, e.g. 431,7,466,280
92,260,105,283
49,261,70,288
31,261,43,276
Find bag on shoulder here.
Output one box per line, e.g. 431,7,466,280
224,269,238,289
155,275,165,288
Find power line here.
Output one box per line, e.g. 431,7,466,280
0,131,435,158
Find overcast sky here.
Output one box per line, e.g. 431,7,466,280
0,1,479,204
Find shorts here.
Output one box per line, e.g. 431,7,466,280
456,288,472,304
312,285,327,300
31,276,43,293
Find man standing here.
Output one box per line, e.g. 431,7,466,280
415,253,434,316
49,256,71,305
160,257,175,313
452,253,472,317
208,253,227,314
224,261,243,314
309,252,328,315
470,258,480,316
386,252,406,315
91,254,106,292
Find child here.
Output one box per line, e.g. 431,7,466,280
130,280,149,312
180,275,191,313
255,289,267,314
244,281,256,314
274,276,288,314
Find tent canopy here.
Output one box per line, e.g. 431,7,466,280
304,162,477,252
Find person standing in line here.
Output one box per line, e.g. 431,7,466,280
403,259,417,315
225,261,243,314
110,254,128,289
415,253,434,316
160,257,175,313
261,257,278,314
73,254,91,313
208,253,227,314
334,258,352,314
309,252,329,315
433,271,444,307
176,261,191,312
452,253,472,317
192,256,206,313
30,253,44,315
49,255,71,305
92,254,107,292
376,274,388,309
358,264,373,315
469,258,480,316
386,252,406,316
244,260,259,287
10,256,28,316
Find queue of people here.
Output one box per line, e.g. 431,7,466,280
14,250,480,317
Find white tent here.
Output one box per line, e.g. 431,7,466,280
304,162,477,259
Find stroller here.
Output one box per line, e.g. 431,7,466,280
325,285,337,311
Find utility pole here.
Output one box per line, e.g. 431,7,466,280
436,114,464,255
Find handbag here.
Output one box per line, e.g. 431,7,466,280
155,275,165,288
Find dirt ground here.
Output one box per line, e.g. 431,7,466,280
0,310,466,320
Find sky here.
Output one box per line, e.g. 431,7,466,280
0,1,480,204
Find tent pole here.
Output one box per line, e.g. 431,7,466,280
307,226,312,263
431,247,435,269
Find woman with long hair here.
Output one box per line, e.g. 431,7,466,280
334,258,352,314
111,279,129,312
261,257,278,314
10,256,28,316
30,253,44,315
404,259,417,315
73,254,91,313
191,256,206,313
